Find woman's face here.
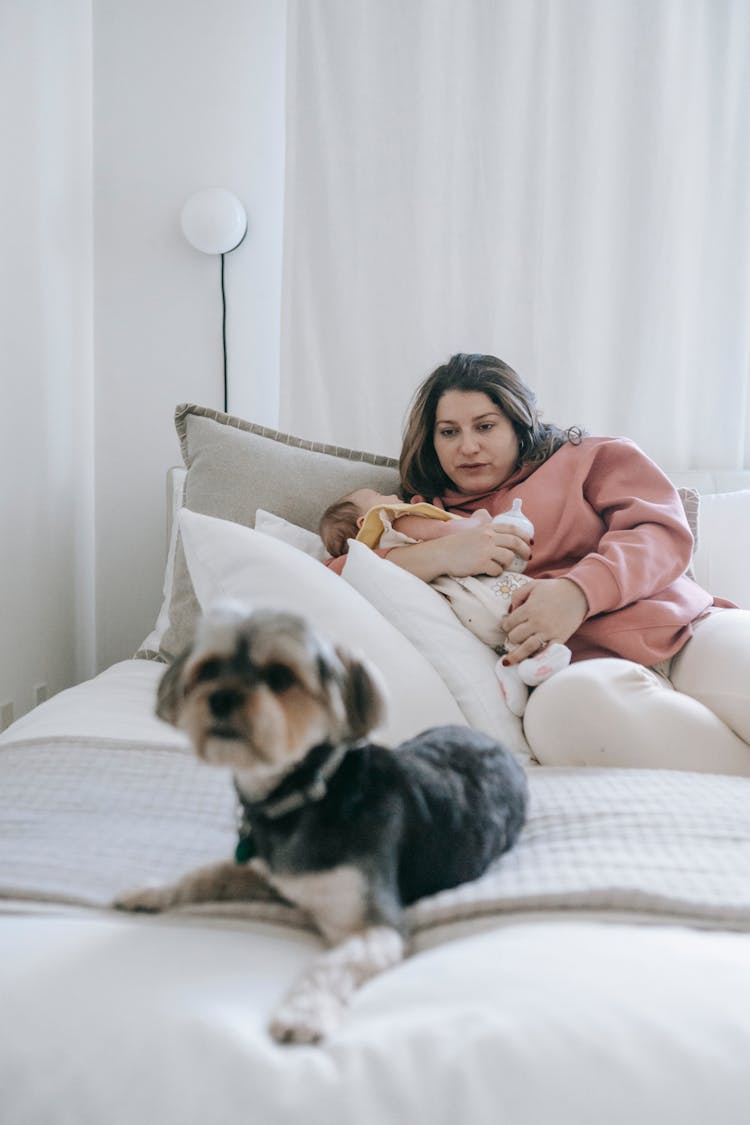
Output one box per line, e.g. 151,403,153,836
433,390,519,494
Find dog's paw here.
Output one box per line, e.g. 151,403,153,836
269,990,345,1045
112,885,174,913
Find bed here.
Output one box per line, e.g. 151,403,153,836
2,403,750,1125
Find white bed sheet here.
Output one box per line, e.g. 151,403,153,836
2,660,750,1125
2,911,750,1125
0,659,186,749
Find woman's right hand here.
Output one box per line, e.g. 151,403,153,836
387,523,531,582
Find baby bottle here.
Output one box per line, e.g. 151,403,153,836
493,498,534,572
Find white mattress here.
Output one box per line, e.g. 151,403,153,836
2,660,750,1125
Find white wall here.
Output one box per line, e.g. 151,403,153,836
93,0,287,671
0,1,286,722
0,1,95,723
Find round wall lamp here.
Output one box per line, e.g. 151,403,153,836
180,188,247,254
180,188,248,412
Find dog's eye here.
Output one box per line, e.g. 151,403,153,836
193,659,222,684
264,664,296,693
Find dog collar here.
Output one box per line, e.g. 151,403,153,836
259,741,355,819
235,739,366,846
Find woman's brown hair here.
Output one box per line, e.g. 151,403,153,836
399,353,582,499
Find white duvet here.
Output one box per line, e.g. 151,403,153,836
2,661,750,1125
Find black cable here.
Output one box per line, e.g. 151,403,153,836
221,252,228,413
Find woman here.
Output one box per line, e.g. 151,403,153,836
388,352,750,774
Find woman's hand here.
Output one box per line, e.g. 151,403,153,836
453,508,493,530
387,523,531,583
447,524,531,575
500,578,588,664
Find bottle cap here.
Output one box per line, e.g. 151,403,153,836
494,498,534,538
493,498,534,572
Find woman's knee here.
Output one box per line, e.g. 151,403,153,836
523,659,667,768
524,653,750,774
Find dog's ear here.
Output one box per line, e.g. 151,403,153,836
333,646,388,740
155,647,191,726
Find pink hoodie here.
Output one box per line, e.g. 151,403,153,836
434,436,733,665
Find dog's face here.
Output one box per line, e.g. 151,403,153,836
157,605,387,784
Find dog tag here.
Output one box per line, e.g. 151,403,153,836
235,831,256,864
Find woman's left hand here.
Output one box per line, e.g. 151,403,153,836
500,578,588,665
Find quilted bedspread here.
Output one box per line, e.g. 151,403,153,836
2,732,749,939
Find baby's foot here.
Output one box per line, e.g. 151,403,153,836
518,643,571,687
494,658,529,716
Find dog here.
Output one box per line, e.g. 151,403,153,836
115,604,528,1043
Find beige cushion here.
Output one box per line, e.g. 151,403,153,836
156,404,400,659
677,487,700,551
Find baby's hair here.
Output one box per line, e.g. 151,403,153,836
319,496,360,558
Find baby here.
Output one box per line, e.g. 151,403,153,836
319,488,571,716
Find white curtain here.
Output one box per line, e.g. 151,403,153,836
280,0,750,470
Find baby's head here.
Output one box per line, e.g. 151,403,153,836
319,488,401,558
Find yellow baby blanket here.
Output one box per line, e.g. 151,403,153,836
355,502,459,549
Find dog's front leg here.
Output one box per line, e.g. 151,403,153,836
270,925,405,1044
113,859,282,914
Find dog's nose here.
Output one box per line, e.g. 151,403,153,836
208,688,242,719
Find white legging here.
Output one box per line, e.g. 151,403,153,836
524,608,750,776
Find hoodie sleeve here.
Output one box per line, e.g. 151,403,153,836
323,547,392,575
563,439,695,617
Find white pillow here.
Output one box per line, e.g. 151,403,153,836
342,540,532,763
178,509,465,747
692,490,750,610
254,509,330,561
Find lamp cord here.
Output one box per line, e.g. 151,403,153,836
220,253,228,413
